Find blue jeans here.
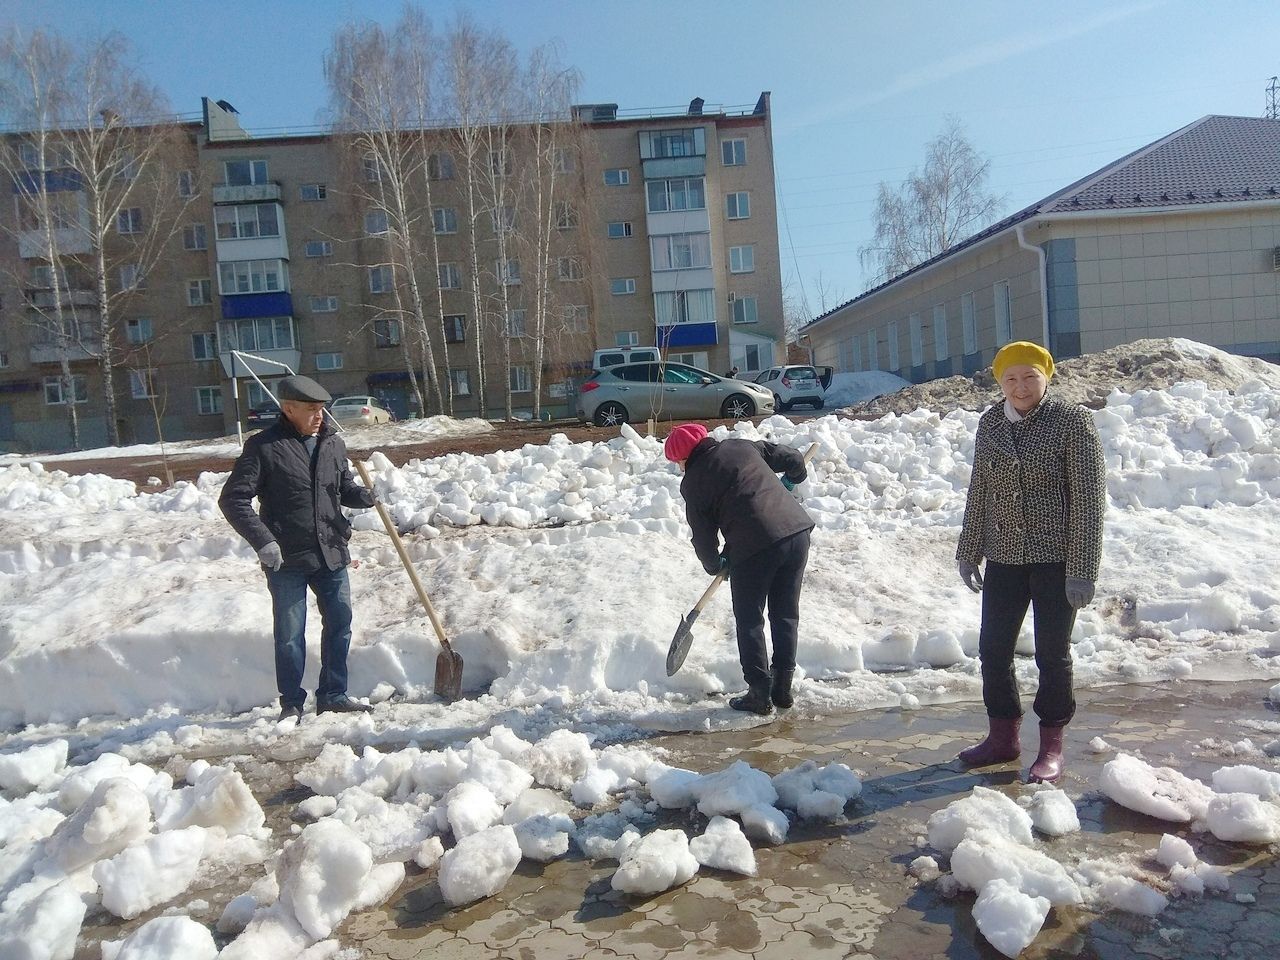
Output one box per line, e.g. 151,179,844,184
265,564,352,708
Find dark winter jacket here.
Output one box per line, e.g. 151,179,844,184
219,419,375,572
680,437,814,575
957,393,1106,581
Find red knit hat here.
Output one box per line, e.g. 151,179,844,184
664,423,708,462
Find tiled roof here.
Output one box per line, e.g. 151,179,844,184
807,115,1280,326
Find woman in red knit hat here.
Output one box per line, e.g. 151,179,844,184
956,341,1106,783
665,424,814,715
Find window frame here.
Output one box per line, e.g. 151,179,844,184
214,203,280,241
178,170,196,197
506,309,527,338
299,183,327,201
606,220,633,239
432,206,458,234
186,278,212,306
994,279,1012,346
556,256,583,282
610,277,637,296
961,291,977,354
217,259,287,296
315,352,344,371
933,304,948,362
373,317,400,347
304,240,333,258
443,315,466,344
909,313,923,368
128,368,157,400
450,367,472,396
646,176,706,214
427,152,455,181
364,208,389,236
191,331,217,361
650,232,712,271
309,295,339,313
368,265,393,295
729,244,755,273
125,317,153,344
116,207,143,235
721,138,747,166
182,223,207,251
509,364,532,393
222,158,269,186
725,191,751,220
43,374,88,405
195,385,222,415
497,259,521,286
437,262,462,290
731,296,758,324
217,316,297,353
603,168,630,186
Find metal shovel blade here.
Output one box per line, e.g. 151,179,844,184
434,645,464,703
667,609,701,676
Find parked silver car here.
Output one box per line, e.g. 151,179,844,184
577,362,775,426
752,364,826,411
327,395,394,425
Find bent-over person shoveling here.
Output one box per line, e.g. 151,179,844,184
665,424,814,715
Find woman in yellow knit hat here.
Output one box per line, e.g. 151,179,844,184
955,341,1106,783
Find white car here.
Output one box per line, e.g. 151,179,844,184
753,365,826,412
327,396,394,425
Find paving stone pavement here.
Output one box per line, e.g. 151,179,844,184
334,679,1280,960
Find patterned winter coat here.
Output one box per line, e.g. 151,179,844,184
957,393,1106,581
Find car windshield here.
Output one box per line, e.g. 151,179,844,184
788,367,818,380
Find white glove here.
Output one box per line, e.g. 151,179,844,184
256,542,283,571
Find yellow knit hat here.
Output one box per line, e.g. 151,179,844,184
993,341,1055,381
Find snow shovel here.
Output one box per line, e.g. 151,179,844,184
666,441,819,677
353,459,463,702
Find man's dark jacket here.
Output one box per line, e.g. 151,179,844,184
219,419,375,572
679,437,814,575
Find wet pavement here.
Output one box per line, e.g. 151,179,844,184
76,680,1280,958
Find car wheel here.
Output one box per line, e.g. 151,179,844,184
721,394,756,419
812,399,824,410
594,401,628,427
773,393,790,413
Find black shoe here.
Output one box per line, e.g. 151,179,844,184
729,685,774,716
771,671,795,709
316,696,374,715
278,704,303,723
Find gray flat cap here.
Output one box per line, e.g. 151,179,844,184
276,375,332,403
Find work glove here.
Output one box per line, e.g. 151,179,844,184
959,559,984,594
717,555,730,580
1065,577,1095,609
256,541,283,572
781,476,796,491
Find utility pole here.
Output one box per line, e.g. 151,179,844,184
1267,77,1279,121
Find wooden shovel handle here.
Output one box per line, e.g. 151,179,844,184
353,459,452,652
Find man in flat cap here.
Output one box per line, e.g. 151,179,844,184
220,375,377,721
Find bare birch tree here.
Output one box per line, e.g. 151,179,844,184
859,116,1005,287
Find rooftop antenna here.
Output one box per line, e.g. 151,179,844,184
1267,77,1279,120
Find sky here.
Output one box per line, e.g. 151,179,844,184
4,0,1278,319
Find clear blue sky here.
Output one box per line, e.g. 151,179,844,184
7,0,1277,317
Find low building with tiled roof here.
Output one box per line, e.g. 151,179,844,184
802,115,1280,381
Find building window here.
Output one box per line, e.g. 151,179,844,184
639,127,706,159
362,153,384,182
17,190,81,232
427,153,454,180
195,386,222,415
610,277,636,296
887,321,900,370
116,208,143,234
300,183,327,201
615,330,640,347
994,280,1012,346
44,375,88,405
129,368,157,399
119,264,146,291
560,305,589,333
654,288,715,325
721,138,747,166
373,317,400,347
650,232,711,271
215,203,280,240
603,168,629,186
489,148,512,177
191,332,217,360
491,206,517,233
125,317,153,344
933,304,947,362
909,313,923,368
866,330,878,370
178,170,196,197
851,337,862,372
438,262,461,289
497,259,521,285
433,206,457,234
607,220,632,239
549,381,568,399
315,352,343,371
443,315,465,343
364,209,389,236
309,295,338,313
726,192,750,220
731,297,758,324
119,153,140,182
450,368,471,396
555,201,578,229
510,365,531,393
305,240,333,258
646,176,706,213
368,265,392,294
218,259,287,295
554,148,575,173
187,279,212,306
182,223,207,251
556,256,583,281
961,291,977,354
0,351,8,369
729,245,755,273
222,159,268,186
506,309,527,337
218,316,296,352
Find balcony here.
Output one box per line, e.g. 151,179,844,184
29,340,102,364
25,288,97,310
18,226,91,259
212,181,281,204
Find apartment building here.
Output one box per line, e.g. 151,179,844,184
0,93,785,452
803,115,1280,380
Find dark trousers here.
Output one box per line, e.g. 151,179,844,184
265,564,353,708
978,561,1076,727
729,530,810,689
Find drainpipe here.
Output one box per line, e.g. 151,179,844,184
1015,223,1050,348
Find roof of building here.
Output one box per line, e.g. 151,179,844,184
807,115,1280,328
